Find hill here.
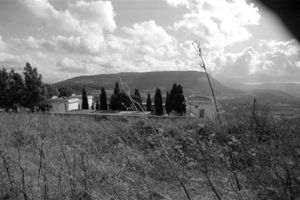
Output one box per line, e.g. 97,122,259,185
54,71,241,97
221,80,300,98
220,89,300,119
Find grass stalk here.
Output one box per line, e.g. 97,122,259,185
120,79,193,200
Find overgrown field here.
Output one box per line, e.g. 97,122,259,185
0,111,299,200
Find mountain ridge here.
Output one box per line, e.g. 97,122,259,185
54,71,242,97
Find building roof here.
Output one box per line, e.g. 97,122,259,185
188,96,212,102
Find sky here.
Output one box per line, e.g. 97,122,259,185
0,0,299,84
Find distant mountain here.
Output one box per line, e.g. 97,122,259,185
220,89,300,118
221,80,300,98
54,71,241,97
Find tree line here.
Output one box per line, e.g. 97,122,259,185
91,82,186,116
0,63,50,112
0,63,186,115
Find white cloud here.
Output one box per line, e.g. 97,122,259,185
13,36,56,51
122,20,179,57
54,35,105,54
21,0,116,39
259,39,300,57
0,36,6,51
215,39,300,82
56,57,88,73
69,0,116,32
162,0,188,7
172,0,260,62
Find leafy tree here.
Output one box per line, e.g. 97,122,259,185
7,70,24,112
154,88,163,115
58,87,75,97
22,62,47,112
0,68,9,110
146,93,152,112
165,91,171,115
100,87,108,110
81,88,89,109
45,84,59,98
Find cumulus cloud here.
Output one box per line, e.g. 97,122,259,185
20,0,116,55
122,20,179,57
171,0,260,63
13,36,56,51
56,57,88,73
53,35,105,54
215,39,300,82
0,36,6,51
162,0,188,7
21,0,116,35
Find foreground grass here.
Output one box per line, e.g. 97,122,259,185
0,112,299,200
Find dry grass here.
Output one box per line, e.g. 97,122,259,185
0,112,299,200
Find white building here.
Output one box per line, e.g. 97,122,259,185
187,96,218,120
50,95,94,113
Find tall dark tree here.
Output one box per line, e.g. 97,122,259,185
169,83,177,111
7,70,24,112
100,87,108,110
95,100,100,110
169,83,186,115
154,88,163,115
165,91,171,115
23,62,47,111
0,68,9,110
132,89,142,110
81,88,89,109
113,82,120,95
110,82,131,110
146,93,152,112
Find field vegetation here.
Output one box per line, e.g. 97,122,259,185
0,104,299,200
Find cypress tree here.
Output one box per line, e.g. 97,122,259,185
113,82,120,95
165,91,171,115
132,89,142,110
170,84,186,115
154,88,163,115
169,83,177,111
110,82,131,110
82,88,89,109
100,87,108,110
146,93,152,112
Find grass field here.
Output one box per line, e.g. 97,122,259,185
0,111,299,200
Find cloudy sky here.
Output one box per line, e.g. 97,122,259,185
0,0,299,83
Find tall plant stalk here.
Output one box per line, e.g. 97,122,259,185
192,41,242,197
119,78,193,200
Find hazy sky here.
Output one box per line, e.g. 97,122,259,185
0,0,299,83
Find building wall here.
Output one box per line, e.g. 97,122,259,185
88,98,93,109
50,102,66,113
198,103,216,120
67,102,79,111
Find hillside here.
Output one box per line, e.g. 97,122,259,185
54,71,241,97
221,80,300,98
220,89,300,119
